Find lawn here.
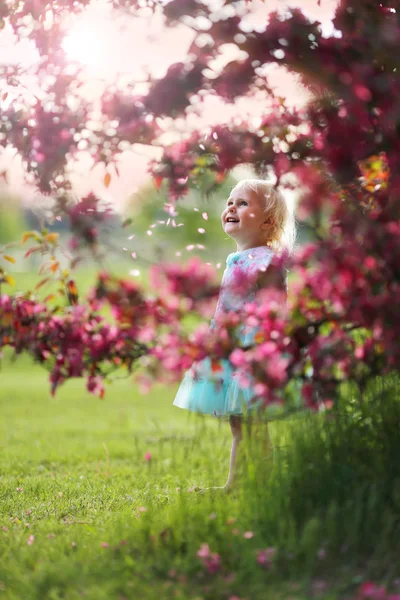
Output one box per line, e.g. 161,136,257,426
1,351,400,599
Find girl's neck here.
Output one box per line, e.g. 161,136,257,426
235,239,273,252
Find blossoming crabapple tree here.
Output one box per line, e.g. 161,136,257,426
0,0,399,409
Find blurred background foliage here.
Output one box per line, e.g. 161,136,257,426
0,172,317,280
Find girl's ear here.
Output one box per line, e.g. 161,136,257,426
261,216,274,230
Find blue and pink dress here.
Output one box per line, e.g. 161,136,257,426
173,245,278,417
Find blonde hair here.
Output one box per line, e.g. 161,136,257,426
231,179,297,255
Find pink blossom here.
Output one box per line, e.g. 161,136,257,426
357,582,387,599
230,349,247,367
256,547,276,567
196,543,222,574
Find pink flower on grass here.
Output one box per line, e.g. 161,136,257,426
101,542,109,548
197,543,211,559
243,531,254,539
317,548,327,560
27,535,35,545
144,452,152,462
196,543,222,574
256,547,276,567
357,582,387,599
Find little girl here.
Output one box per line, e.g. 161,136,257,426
173,179,296,491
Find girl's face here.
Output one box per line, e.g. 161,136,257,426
221,187,271,250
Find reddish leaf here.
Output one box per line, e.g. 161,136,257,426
104,173,111,188
24,247,41,259
35,277,50,290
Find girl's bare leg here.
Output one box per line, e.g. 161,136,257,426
224,414,243,489
256,419,273,456
250,418,274,480
195,414,244,493
193,415,272,494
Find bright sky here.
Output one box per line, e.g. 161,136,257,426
0,0,338,209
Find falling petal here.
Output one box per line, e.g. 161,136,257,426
147,230,152,236
213,132,218,139
193,208,199,212
131,252,137,259
172,219,176,227
130,269,141,276
128,234,135,239
216,263,221,269
177,223,184,227
175,251,182,256
196,244,205,249
150,224,157,229
166,218,171,226
198,228,205,234
202,212,208,220
122,247,128,251
243,531,254,539
186,245,195,251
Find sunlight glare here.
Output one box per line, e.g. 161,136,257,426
62,24,105,70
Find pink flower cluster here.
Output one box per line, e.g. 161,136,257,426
356,582,400,600
196,543,222,574
256,547,276,568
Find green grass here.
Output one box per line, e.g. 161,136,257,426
1,352,400,599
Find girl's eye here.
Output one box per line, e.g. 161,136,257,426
240,201,248,206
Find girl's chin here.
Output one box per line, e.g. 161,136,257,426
223,224,240,236
223,230,239,240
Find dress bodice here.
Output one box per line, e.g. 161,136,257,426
214,246,275,317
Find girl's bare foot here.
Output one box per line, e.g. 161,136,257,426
193,483,233,494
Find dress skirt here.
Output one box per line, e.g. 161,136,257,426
173,327,262,418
